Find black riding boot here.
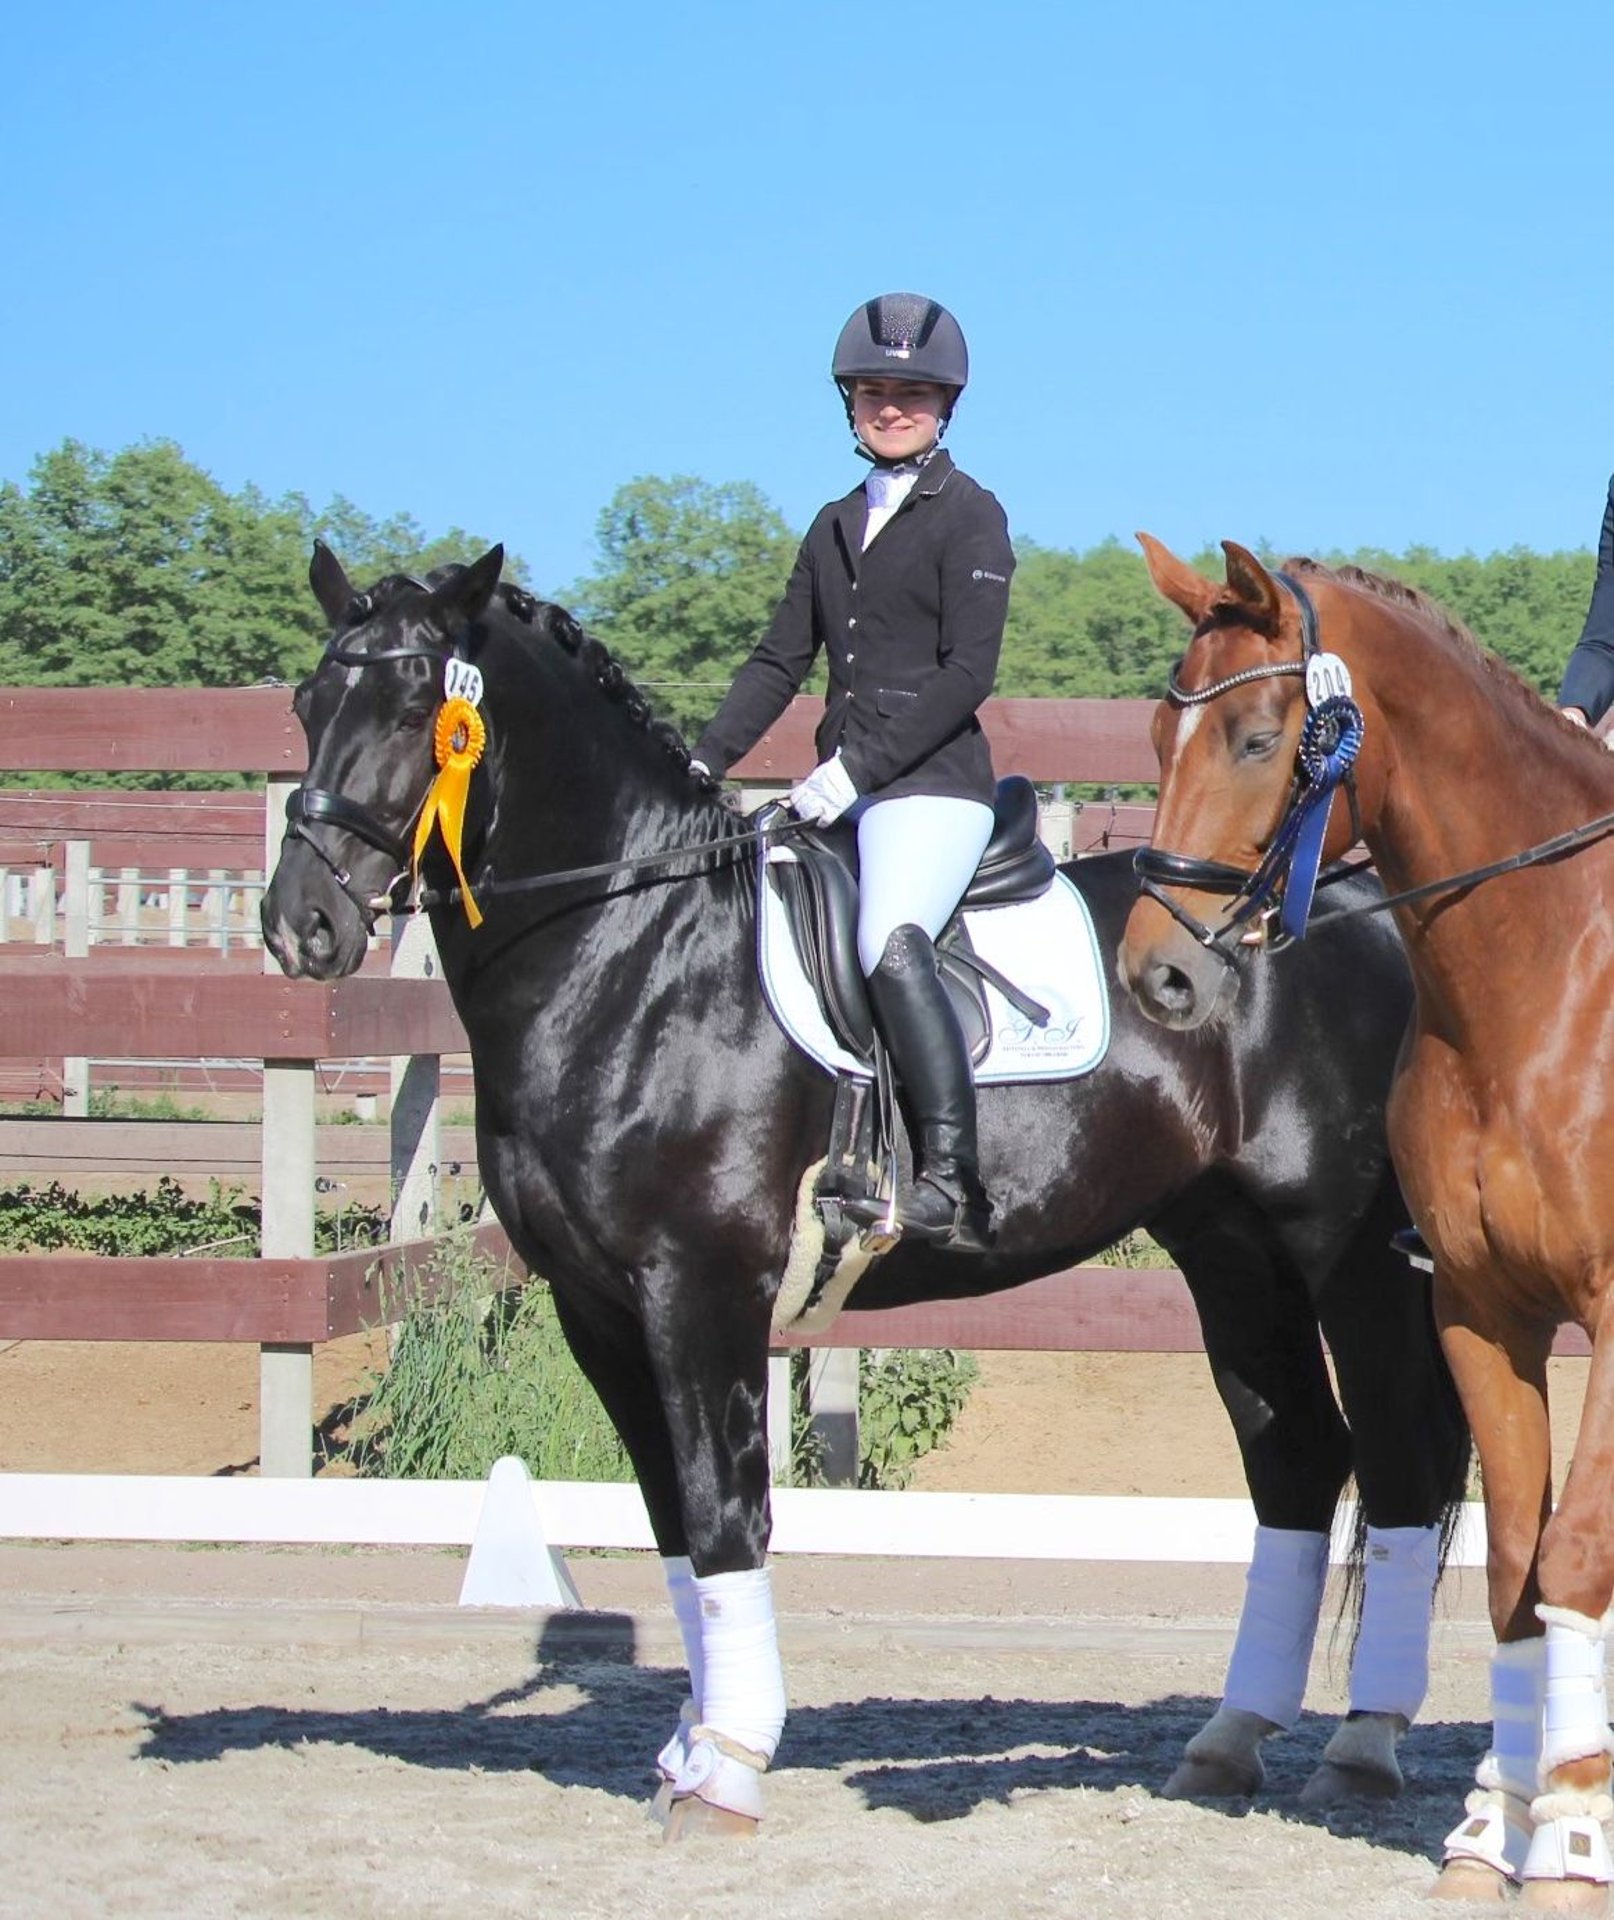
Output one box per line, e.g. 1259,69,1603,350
853,923,995,1252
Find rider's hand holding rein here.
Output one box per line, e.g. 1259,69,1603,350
789,753,858,825
690,292,1013,1253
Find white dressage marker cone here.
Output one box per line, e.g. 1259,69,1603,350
458,1456,581,1609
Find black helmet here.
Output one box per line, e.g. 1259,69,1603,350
832,293,969,421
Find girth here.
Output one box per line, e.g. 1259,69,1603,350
768,775,1056,1065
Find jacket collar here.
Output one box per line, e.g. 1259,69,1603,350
831,447,954,567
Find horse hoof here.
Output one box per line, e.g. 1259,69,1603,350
660,1794,760,1843
1428,1860,1512,1903
647,1778,675,1827
1298,1759,1403,1809
1161,1754,1262,1799
1519,1882,1610,1915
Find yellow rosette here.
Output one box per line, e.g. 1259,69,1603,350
413,696,487,927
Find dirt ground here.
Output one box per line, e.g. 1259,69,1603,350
0,1342,1597,1917
0,1334,1593,1496
0,1540,1508,1920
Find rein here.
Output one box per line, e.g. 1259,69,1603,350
392,815,808,916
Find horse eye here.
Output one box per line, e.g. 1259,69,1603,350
1239,730,1281,761
397,708,432,734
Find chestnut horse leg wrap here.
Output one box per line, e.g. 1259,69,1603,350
1221,1526,1329,1730
666,1568,787,1820
1444,1638,1544,1881
1519,1609,1614,1883
1347,1523,1440,1721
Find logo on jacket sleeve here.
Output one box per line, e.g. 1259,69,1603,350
972,568,1008,584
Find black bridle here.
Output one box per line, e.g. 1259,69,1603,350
1133,572,1366,964
280,598,451,926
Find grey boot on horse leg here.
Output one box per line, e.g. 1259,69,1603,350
854,923,995,1252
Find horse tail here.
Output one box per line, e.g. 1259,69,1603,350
1332,1424,1474,1668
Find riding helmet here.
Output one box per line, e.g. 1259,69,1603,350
832,293,969,423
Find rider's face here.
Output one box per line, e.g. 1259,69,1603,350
851,379,949,462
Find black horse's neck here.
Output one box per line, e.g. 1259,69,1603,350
423,590,752,980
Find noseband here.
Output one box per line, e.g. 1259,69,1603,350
1133,572,1365,963
282,590,457,927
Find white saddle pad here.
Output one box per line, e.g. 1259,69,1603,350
757,847,1110,1084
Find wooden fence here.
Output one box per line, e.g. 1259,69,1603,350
5,687,1559,1488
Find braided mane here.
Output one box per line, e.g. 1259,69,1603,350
495,582,723,795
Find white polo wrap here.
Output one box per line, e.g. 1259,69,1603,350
1348,1523,1440,1721
1221,1526,1329,1730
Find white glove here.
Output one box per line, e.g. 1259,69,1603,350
789,754,858,825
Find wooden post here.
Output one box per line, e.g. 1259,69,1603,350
62,842,90,1118
168,868,188,947
767,1351,794,1486
389,912,441,1249
806,1347,860,1486
259,775,314,1477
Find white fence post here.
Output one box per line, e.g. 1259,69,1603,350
389,912,441,1248
767,1352,794,1485
208,868,229,951
167,868,188,947
117,866,140,944
62,841,90,1118
259,776,315,1477
806,1348,860,1487
31,863,55,946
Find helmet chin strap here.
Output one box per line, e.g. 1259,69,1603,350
851,433,946,469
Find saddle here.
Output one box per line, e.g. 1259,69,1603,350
766,775,1056,1067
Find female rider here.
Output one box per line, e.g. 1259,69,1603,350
691,292,1014,1252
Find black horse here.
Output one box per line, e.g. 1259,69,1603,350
262,546,1467,1835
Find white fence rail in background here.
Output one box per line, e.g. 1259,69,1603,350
0,1471,1494,1568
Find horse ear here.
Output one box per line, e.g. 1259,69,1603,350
309,540,356,627
1220,541,1283,635
1136,532,1218,623
432,544,505,630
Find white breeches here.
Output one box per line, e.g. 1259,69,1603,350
855,794,995,975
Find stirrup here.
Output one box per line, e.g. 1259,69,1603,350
840,1178,995,1253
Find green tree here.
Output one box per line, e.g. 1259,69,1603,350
0,438,520,697
565,475,798,736
1002,538,1198,698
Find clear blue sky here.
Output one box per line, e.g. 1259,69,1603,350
5,0,1612,595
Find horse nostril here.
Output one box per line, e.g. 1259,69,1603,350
305,909,336,965
1143,958,1198,1023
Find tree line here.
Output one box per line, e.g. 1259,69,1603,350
0,439,1595,743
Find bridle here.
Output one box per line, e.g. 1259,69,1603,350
281,589,450,927
282,599,806,931
1132,571,1366,965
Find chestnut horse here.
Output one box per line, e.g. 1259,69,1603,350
1119,536,1614,1907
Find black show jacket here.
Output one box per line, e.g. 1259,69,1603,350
1559,472,1614,726
693,450,1014,805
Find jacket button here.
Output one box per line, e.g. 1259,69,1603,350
846,652,855,662
848,617,857,628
